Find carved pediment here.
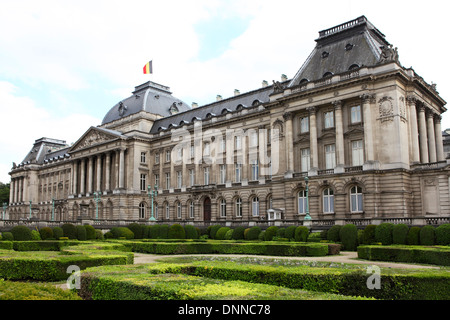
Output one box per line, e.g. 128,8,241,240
70,127,122,152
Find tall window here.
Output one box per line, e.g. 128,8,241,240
252,197,260,217
325,144,336,169
165,173,170,189
235,136,242,150
165,150,171,162
204,142,210,156
235,163,242,183
323,188,334,213
204,167,210,185
140,174,147,192
155,153,160,164
324,111,334,128
251,159,259,181
189,169,195,187
220,199,227,217
250,131,258,147
219,164,226,184
235,197,242,217
154,203,158,219
176,171,182,188
301,148,310,172
154,174,159,189
351,105,361,123
190,145,195,158
300,116,309,133
176,202,182,219
350,186,363,213
352,140,364,166
139,202,146,219
165,202,170,219
189,201,195,218
140,152,146,163
298,190,307,214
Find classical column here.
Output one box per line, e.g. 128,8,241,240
283,112,294,174
18,177,23,203
87,156,93,195
9,178,14,204
307,107,319,169
118,148,125,189
361,94,375,162
80,158,86,196
105,152,111,192
333,101,345,166
418,105,429,163
96,154,102,192
407,97,420,163
435,115,445,161
427,111,437,163
72,161,78,196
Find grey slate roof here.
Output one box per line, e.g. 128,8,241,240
19,138,69,166
149,84,276,134
102,81,192,125
289,16,390,87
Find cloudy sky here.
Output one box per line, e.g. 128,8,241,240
0,0,448,183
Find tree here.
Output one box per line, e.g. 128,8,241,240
0,183,10,204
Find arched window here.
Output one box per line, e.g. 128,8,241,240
350,186,363,213
139,202,146,219
252,197,259,217
298,190,307,214
189,201,194,219
235,197,242,217
176,202,182,219
220,199,227,217
323,188,334,213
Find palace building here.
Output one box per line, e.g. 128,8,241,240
7,16,449,227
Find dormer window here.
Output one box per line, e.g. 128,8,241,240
349,64,360,70
323,72,333,78
169,103,179,115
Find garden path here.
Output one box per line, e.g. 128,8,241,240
132,251,440,269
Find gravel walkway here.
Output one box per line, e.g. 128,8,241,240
133,251,440,269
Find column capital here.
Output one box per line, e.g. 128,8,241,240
332,100,342,110
434,114,442,122
359,93,375,103
282,111,293,121
306,106,317,114
406,95,417,105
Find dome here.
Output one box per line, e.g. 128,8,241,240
101,81,191,125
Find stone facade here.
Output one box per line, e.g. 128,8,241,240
7,16,449,226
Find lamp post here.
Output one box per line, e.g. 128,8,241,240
51,198,55,221
2,203,7,220
93,192,101,220
304,176,312,221
147,184,158,221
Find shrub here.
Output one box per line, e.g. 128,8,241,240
209,225,222,240
2,232,13,241
11,226,32,241
184,225,198,239
110,227,134,239
326,225,341,242
362,225,377,244
264,226,278,241
95,229,104,240
407,226,420,245
224,229,234,240
320,229,328,240
285,226,297,240
168,224,185,239
76,225,87,241
215,227,231,240
294,226,309,242
159,225,169,239
435,224,450,246
52,227,63,240
258,231,265,241
375,223,394,245
84,225,96,240
339,224,358,251
276,228,286,238
62,224,77,239
246,226,261,240
127,223,144,239
104,231,114,239
420,225,435,245
231,226,245,240
392,224,409,245
31,230,41,241
39,227,53,240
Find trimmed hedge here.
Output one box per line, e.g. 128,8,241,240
339,224,358,251
375,223,394,245
52,227,64,240
436,224,450,245
362,225,376,244
110,227,134,240
407,226,420,245
392,224,409,245
246,226,261,240
11,226,32,241
85,225,96,240
294,226,309,242
215,227,230,240
127,223,144,239
76,225,87,241
419,225,435,245
358,245,450,266
62,224,78,240
39,227,54,240
168,224,186,239
231,226,245,240
264,226,278,241
327,225,341,242
184,225,198,239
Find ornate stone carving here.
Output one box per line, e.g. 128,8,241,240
378,45,399,63
73,130,115,151
272,80,285,93
399,96,407,122
378,96,394,122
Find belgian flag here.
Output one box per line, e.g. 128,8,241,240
143,61,153,74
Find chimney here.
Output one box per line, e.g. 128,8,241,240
191,102,198,108
262,80,268,88
281,74,288,82
234,89,240,96
216,95,222,101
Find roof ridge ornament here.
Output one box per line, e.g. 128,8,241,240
378,44,399,64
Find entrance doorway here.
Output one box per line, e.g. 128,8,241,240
203,197,211,221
